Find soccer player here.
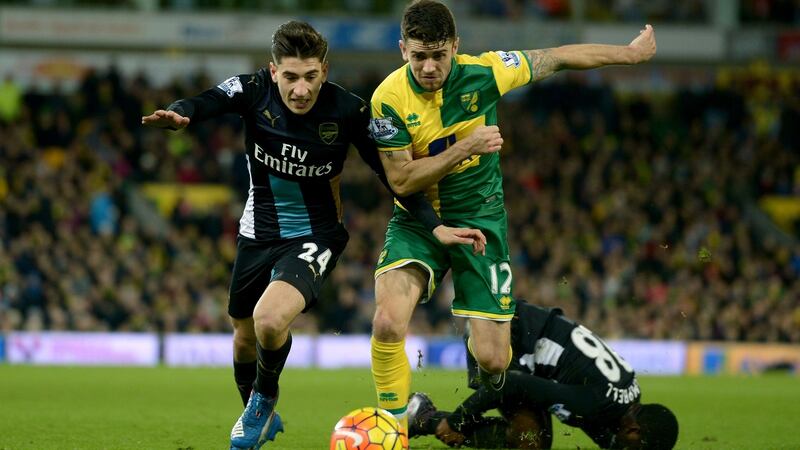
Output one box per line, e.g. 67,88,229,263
368,0,657,432
142,21,486,450
407,301,679,450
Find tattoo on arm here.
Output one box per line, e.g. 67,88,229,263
526,48,562,82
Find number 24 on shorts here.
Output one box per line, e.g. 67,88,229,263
297,243,332,276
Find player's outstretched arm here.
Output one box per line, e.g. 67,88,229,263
379,125,503,196
142,74,253,131
141,109,191,130
526,24,657,82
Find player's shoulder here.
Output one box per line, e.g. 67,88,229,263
514,300,564,336
215,69,269,98
371,65,410,105
455,52,492,67
515,299,560,318
458,51,524,70
324,81,368,116
466,50,523,67
325,81,364,105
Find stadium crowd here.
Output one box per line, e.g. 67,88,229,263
0,63,798,343
1,0,722,23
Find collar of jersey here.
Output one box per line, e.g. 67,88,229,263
406,56,461,94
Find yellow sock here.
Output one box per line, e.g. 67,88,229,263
371,336,411,434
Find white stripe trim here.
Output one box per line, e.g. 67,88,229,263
451,311,514,321
239,153,256,239
533,337,564,367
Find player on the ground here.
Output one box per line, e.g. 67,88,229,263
368,0,658,432
407,301,679,449
142,21,486,450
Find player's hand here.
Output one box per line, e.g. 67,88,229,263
141,109,191,130
433,225,487,255
435,418,465,447
465,125,503,155
628,24,656,63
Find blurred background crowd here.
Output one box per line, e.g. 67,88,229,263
7,0,800,24
1,58,798,342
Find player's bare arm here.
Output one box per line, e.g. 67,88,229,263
378,125,503,196
526,24,657,83
141,109,191,129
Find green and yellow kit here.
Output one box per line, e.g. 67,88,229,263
370,50,532,320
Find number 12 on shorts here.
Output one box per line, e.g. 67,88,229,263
489,262,512,294
297,243,332,276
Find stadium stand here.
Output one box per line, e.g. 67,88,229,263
1,62,798,341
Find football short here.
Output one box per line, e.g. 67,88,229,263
375,208,515,321
228,231,348,319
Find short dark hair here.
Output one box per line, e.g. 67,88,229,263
271,20,328,63
637,404,679,450
401,0,456,46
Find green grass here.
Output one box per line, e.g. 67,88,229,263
0,366,798,449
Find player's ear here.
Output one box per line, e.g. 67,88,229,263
321,61,329,82
452,37,459,55
269,62,279,82
399,40,409,62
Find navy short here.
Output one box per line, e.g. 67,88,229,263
228,231,348,319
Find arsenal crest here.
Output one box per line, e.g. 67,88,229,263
319,122,339,144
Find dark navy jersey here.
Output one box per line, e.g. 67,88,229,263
171,69,414,242
464,301,639,432
508,302,636,390
456,302,641,447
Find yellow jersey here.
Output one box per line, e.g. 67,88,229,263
369,50,532,219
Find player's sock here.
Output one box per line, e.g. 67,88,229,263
371,336,411,433
467,337,513,390
233,360,257,406
253,333,292,398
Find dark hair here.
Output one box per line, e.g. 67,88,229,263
271,20,328,63
401,0,456,46
636,404,679,450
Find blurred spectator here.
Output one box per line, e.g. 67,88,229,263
587,0,709,23
0,75,23,124
740,0,800,24
1,63,798,344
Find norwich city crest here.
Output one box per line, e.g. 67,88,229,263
319,122,339,144
460,91,480,114
378,249,388,265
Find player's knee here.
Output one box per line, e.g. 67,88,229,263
475,352,508,374
253,311,289,340
372,307,408,342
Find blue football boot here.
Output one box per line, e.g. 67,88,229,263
230,390,284,449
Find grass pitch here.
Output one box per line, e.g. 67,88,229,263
0,366,797,449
